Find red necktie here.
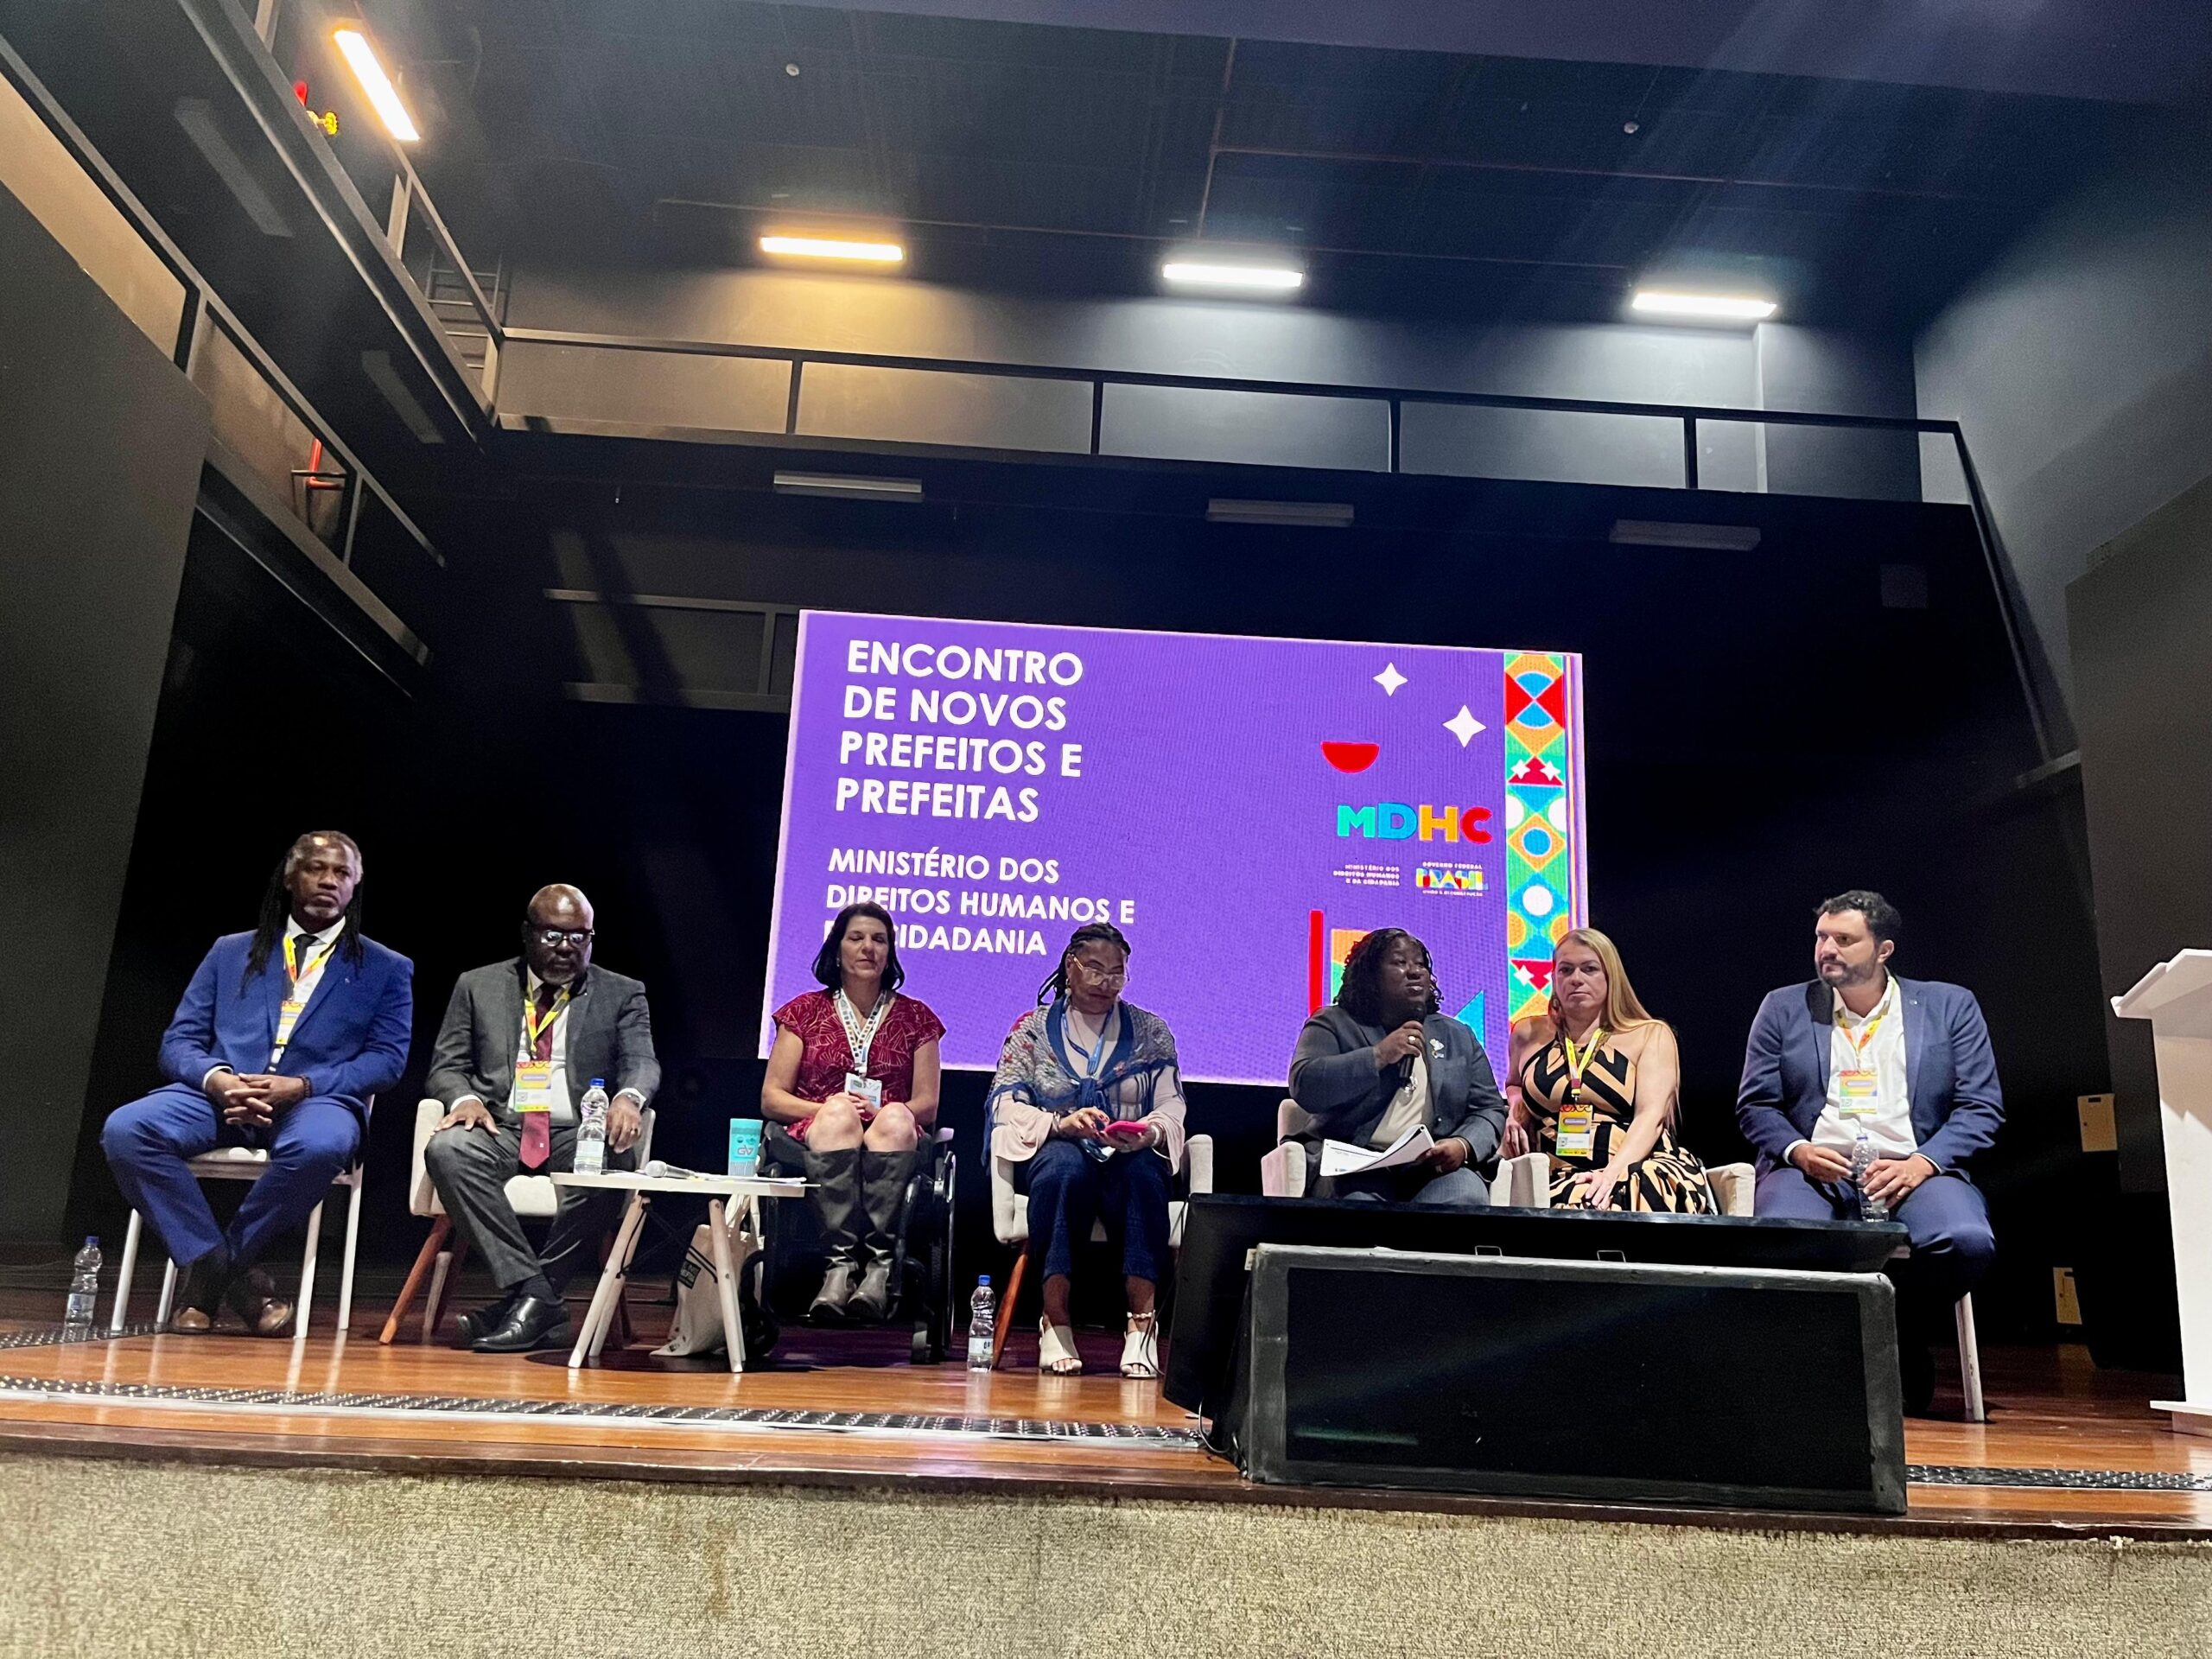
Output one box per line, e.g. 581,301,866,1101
519,984,557,1171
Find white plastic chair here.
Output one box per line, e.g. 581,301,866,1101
987,1132,1215,1370
1261,1096,1549,1205
108,1145,364,1344
378,1096,656,1344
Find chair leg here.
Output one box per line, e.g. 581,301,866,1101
1956,1292,1987,1424
155,1258,178,1331
293,1198,327,1344
423,1233,467,1342
992,1245,1029,1370
602,1230,633,1346
378,1218,449,1345
110,1210,143,1337
334,1179,364,1342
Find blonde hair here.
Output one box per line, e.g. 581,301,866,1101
1545,927,1662,1036
1544,927,1680,1123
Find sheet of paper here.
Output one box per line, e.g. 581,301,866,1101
1319,1126,1434,1179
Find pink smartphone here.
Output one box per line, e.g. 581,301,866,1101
1101,1119,1148,1141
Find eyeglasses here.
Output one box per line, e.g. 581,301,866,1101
531,926,594,947
1071,961,1127,987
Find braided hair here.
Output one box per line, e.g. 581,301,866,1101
1037,921,1130,1005
240,832,366,993
1335,927,1439,1026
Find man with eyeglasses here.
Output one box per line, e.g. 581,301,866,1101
423,884,659,1352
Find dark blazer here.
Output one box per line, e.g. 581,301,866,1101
1287,1005,1508,1170
1735,976,2003,1176
157,930,413,1127
427,958,660,1116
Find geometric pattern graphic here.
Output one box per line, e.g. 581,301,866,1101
1503,651,1579,1022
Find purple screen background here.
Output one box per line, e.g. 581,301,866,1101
763,611,1585,1084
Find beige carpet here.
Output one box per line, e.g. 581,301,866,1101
4,1452,2209,1657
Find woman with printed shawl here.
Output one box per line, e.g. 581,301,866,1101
988,924,1186,1378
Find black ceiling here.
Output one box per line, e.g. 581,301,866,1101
356,0,2167,329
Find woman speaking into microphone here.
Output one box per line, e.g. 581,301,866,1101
762,901,945,1324
1287,927,1506,1208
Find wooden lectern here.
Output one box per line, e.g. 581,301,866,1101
2113,949,2212,1433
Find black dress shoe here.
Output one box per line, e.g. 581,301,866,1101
470,1294,572,1354
454,1294,518,1349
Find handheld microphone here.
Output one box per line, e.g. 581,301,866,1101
643,1159,707,1179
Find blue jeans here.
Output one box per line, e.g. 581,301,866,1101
1328,1162,1492,1210
1023,1138,1172,1283
102,1084,359,1268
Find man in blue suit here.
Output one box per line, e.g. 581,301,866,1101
101,832,412,1335
1737,889,2000,1411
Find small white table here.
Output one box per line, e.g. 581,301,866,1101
550,1170,805,1374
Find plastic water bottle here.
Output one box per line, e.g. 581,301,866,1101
64,1236,101,1333
1850,1127,1889,1221
575,1080,609,1176
967,1275,995,1370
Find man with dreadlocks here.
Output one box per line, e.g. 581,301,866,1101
1287,927,1505,1209
988,922,1186,1378
101,831,413,1335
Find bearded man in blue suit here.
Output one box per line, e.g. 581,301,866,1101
101,831,412,1336
1737,890,2001,1413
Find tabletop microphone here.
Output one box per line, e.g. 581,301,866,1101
642,1159,708,1179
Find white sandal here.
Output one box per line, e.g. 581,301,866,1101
1038,1317,1083,1376
1120,1310,1160,1380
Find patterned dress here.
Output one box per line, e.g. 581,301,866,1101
1518,1026,1714,1213
772,989,945,1141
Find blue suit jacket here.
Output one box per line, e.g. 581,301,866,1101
157,930,414,1125
1735,976,2002,1177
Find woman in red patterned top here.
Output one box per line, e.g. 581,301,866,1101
763,901,944,1323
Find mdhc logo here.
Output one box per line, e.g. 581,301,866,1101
1336,803,1494,843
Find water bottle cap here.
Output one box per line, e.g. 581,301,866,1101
977,1274,990,1287
84,1235,98,1247
589,1077,606,1087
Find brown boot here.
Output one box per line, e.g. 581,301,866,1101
225,1266,295,1338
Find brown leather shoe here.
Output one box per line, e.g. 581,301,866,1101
169,1251,229,1333
225,1267,295,1338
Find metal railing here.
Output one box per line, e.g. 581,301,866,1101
0,31,438,662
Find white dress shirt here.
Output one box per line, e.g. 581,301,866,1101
207,918,338,1085
1797,974,1916,1160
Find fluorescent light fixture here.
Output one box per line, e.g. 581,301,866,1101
360,350,444,443
1630,289,1777,321
1162,260,1305,292
1610,518,1760,552
1206,499,1354,528
772,471,924,501
174,99,292,237
760,235,905,264
333,28,420,143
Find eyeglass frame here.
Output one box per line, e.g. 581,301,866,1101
527,925,595,947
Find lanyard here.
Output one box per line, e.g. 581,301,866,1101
524,984,570,1052
1559,1026,1607,1104
1840,990,1892,1065
1064,1006,1120,1082
835,989,891,1076
283,932,333,988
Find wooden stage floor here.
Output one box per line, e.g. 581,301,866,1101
0,1289,2204,1537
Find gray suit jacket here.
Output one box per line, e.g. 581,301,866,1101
1287,1004,1508,1171
427,958,660,1118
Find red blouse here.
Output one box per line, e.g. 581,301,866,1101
772,989,945,1107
